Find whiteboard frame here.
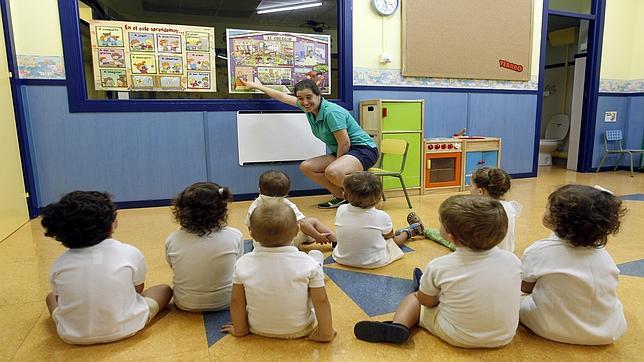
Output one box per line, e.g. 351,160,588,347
237,111,327,165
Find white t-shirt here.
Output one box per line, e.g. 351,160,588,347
520,234,627,345
332,204,394,268
420,246,522,348
244,195,306,227
48,239,150,344
232,245,325,335
498,200,522,252
165,227,243,311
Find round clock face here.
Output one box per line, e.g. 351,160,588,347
373,0,399,16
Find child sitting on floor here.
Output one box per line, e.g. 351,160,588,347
222,198,335,342
520,184,627,345
245,170,336,248
423,167,521,253
165,182,244,312
354,195,521,348
470,167,521,252
332,171,424,269
42,191,172,345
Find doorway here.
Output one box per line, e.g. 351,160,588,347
534,0,606,174
539,16,588,170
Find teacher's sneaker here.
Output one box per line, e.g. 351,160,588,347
317,197,347,209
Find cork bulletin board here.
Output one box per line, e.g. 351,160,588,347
402,0,533,81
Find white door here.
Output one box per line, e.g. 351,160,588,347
0,14,29,240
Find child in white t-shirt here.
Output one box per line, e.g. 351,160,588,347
165,182,244,312
470,167,522,253
333,171,423,269
520,184,627,345
222,198,336,342
355,195,521,348
42,191,172,345
245,170,336,248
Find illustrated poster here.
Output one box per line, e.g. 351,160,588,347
90,20,215,92
227,29,331,94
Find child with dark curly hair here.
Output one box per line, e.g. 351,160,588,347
470,167,521,252
165,182,243,312
520,184,628,345
42,191,172,345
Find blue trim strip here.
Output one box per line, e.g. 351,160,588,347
532,0,550,176
353,85,538,95
15,79,67,86
57,0,354,112
1,0,39,218
509,172,537,179
599,92,644,97
548,9,596,20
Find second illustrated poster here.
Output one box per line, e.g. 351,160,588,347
227,29,331,94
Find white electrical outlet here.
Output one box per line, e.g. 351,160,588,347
380,54,392,64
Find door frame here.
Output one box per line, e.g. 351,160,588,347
0,0,38,217
533,0,606,173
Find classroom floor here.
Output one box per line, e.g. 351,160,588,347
1,167,643,361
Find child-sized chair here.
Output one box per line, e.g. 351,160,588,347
369,138,413,208
596,130,644,177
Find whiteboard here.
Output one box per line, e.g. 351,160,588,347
237,112,327,165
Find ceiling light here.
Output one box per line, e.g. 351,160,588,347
257,2,322,14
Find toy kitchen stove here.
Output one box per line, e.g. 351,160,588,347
424,138,463,189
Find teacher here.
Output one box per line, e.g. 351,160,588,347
241,79,379,209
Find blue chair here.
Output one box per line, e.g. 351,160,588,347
596,130,644,177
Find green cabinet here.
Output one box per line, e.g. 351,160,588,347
360,99,424,190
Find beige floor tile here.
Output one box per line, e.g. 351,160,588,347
12,306,209,361
0,302,45,361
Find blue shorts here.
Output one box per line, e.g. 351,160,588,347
335,145,379,171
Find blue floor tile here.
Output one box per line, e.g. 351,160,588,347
324,268,414,317
618,259,644,277
203,310,231,346
620,194,644,201
243,239,254,254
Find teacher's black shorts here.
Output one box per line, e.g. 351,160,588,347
335,145,379,171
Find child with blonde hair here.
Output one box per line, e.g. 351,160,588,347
165,182,243,312
222,198,335,342
332,171,424,268
520,184,627,345
43,191,172,344
355,195,521,347
245,170,336,248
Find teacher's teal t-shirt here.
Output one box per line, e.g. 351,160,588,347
297,98,376,153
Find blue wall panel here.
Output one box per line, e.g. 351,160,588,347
23,85,208,206
593,96,630,167
203,111,321,195
625,95,644,151
468,93,537,174
352,91,468,138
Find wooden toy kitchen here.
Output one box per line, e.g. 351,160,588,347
359,99,501,195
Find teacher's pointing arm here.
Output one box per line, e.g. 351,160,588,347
240,79,297,107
